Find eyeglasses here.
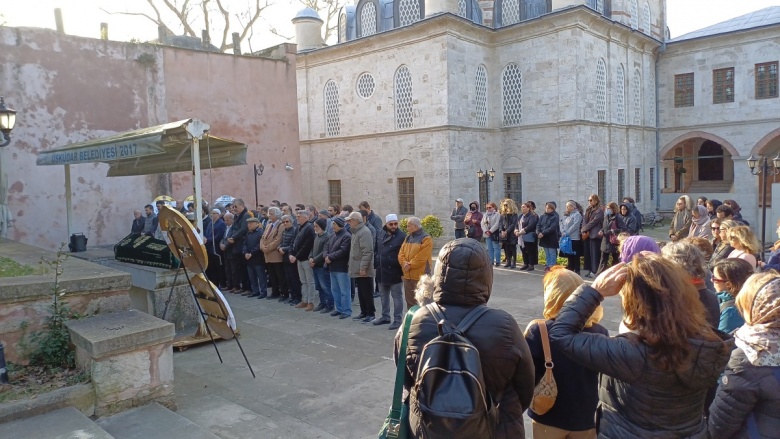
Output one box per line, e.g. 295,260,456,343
719,228,727,231
711,277,726,283
711,226,719,230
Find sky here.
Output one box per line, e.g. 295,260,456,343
2,0,779,51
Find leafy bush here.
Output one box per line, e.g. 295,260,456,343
399,216,444,238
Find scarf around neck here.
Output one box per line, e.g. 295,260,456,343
734,279,780,367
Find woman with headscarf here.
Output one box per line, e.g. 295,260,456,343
708,272,780,438
596,202,625,275
516,201,539,271
525,267,607,438
537,202,561,272
499,199,520,268
582,194,604,278
669,195,693,242
689,205,712,239
395,239,535,439
465,201,483,241
619,235,660,264
706,199,722,221
550,255,733,438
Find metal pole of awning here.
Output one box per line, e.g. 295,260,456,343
185,119,210,238
64,164,73,239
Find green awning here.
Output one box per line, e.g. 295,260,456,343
36,119,247,176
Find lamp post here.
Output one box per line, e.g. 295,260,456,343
476,168,496,203
253,163,264,208
0,97,17,147
747,153,780,261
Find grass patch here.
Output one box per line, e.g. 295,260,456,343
0,364,89,404
0,256,36,278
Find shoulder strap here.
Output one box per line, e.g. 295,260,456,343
426,303,446,324
391,305,420,413
457,305,490,333
534,319,553,368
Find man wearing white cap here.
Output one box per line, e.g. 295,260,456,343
451,198,468,239
373,213,406,329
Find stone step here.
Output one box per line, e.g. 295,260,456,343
95,402,220,439
0,406,115,439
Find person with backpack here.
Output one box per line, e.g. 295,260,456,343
395,238,535,439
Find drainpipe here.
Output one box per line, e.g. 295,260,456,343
0,344,8,383
654,0,667,211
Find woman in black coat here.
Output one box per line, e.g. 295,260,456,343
708,272,780,439
395,238,535,439
550,255,733,439
597,202,625,275
499,199,520,269
537,202,560,272
516,201,539,271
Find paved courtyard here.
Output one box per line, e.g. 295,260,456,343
171,259,625,439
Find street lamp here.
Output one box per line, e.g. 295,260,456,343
253,163,264,208
0,97,17,147
476,168,496,203
747,153,780,261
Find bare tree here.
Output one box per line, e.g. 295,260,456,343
103,0,270,52
297,0,344,43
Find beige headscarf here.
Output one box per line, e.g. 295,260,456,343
735,274,780,366
543,267,604,327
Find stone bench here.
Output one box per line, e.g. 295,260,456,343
65,310,176,417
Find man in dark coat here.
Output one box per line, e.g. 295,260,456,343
131,210,145,234
396,238,535,439
228,198,251,293
242,217,267,298
325,217,352,318
373,213,406,328
204,208,227,288
290,210,316,310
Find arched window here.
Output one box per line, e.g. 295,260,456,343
476,65,488,128
358,1,378,37
615,64,625,124
596,59,607,122
642,2,651,34
501,0,520,26
458,0,467,17
648,71,655,125
338,6,356,42
698,141,724,181
629,0,638,29
396,0,422,26
395,65,414,129
324,80,340,137
339,10,348,42
502,63,522,126
632,70,641,125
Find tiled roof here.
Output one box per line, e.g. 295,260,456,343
671,6,780,42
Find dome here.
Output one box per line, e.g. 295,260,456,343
292,7,324,23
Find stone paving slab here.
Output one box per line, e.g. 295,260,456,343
96,402,219,439
171,263,624,439
0,406,115,439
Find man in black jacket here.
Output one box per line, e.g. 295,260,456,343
324,217,352,319
228,198,251,294
290,210,316,310
373,214,406,329
131,209,145,234
242,217,267,298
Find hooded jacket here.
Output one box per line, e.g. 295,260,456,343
550,286,734,439
465,201,484,239
396,239,536,439
619,203,640,235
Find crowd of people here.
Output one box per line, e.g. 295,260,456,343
128,193,779,438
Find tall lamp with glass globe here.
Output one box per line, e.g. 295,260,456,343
0,97,17,147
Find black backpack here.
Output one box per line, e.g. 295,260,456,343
409,303,498,439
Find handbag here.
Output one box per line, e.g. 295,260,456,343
528,319,558,415
378,305,420,439
559,235,573,255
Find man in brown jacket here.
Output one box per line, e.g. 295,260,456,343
398,216,433,308
261,207,286,300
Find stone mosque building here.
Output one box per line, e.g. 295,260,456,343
292,0,780,232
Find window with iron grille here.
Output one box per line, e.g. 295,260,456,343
663,167,669,189
642,2,651,33
397,177,415,215
394,65,414,129
356,73,375,99
596,59,607,122
502,0,520,25
617,169,625,202
674,73,694,107
324,80,340,137
597,170,607,203
359,2,378,37
756,61,779,99
458,0,467,17
502,63,522,126
648,71,656,124
522,0,550,20
476,65,488,128
713,68,735,104
504,173,522,205
649,167,655,200
587,0,604,14
615,65,625,124
632,70,641,125
629,0,638,29
398,0,421,26
339,11,347,42
634,167,641,203
328,180,342,207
